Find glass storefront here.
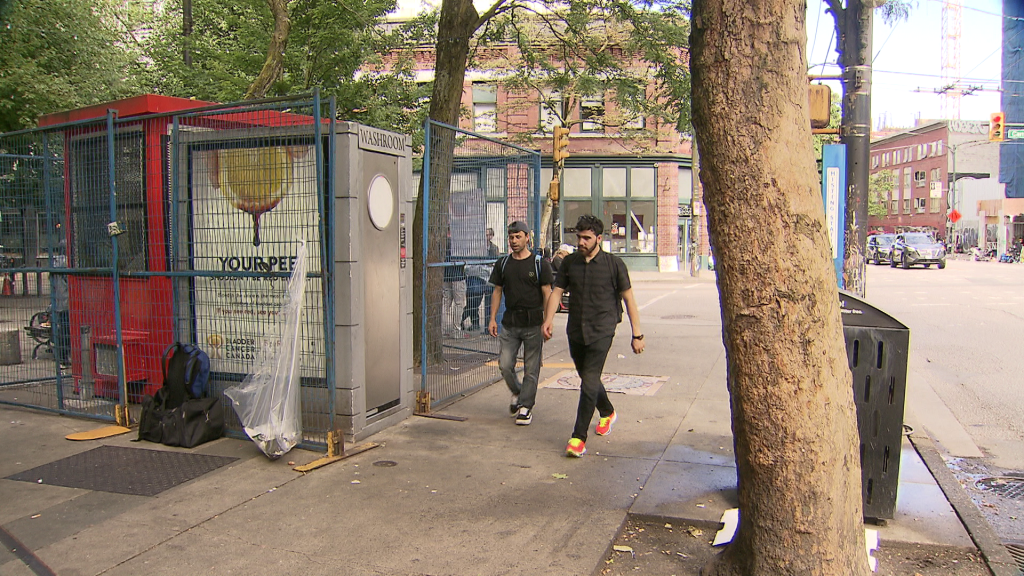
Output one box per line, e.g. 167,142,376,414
559,165,657,256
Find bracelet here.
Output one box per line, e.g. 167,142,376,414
632,334,644,341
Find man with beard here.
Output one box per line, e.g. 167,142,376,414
489,221,554,425
542,214,645,457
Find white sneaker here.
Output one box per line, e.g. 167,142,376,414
515,406,532,426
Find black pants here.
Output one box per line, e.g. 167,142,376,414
54,310,70,364
568,335,614,442
461,277,488,329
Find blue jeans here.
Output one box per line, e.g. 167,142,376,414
498,325,543,409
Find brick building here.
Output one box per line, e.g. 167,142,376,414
869,120,1005,250
372,40,704,271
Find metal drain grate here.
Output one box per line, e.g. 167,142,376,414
5,445,238,496
975,477,1024,500
1006,543,1024,572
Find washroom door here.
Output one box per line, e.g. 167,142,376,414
361,153,401,416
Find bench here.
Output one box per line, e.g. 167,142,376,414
23,311,53,360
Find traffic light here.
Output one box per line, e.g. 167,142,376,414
553,126,570,166
989,112,1005,142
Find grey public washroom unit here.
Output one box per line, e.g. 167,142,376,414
172,120,414,444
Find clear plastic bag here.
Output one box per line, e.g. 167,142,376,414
224,240,307,459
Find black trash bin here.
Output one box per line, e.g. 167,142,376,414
839,290,910,523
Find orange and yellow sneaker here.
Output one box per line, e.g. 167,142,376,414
595,412,617,436
565,438,586,457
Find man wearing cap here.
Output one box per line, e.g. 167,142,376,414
488,221,554,425
542,214,645,457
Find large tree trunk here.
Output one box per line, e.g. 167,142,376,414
690,1,870,575
245,0,290,100
412,0,482,366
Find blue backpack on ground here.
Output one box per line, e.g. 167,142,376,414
162,342,211,403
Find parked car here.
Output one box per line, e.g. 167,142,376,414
890,232,946,269
866,234,896,265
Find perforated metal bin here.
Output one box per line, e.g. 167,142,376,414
839,290,910,522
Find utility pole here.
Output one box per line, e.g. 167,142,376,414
840,0,872,297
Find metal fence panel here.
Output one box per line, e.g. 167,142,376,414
170,98,334,448
0,95,335,450
420,120,541,407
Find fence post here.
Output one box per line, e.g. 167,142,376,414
105,111,128,423
418,120,432,410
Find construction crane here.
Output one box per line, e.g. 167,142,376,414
940,0,963,119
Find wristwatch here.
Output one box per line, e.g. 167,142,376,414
632,334,644,341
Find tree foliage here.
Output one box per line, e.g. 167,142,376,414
868,169,894,218
0,0,144,132
140,0,434,137
474,0,691,148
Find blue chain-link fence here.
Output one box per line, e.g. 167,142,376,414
420,119,541,408
0,94,335,449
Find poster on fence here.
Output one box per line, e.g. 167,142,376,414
187,143,324,378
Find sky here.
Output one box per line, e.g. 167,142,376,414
391,0,1006,130
808,0,1004,129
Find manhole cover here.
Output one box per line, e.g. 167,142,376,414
1006,544,1024,572
373,460,397,467
975,477,1024,500
661,314,696,320
540,371,668,396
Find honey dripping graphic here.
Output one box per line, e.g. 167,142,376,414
208,146,309,246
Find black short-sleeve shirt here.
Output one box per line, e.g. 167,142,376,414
556,250,631,344
489,252,554,326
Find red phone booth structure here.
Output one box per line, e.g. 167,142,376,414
39,95,215,402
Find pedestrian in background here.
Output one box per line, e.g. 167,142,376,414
443,230,466,336
489,221,553,425
543,214,645,457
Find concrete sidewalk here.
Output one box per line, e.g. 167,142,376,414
0,276,1002,576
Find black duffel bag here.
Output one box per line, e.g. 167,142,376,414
137,344,224,448
138,389,224,448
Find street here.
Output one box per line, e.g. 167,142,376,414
864,258,1024,472
863,258,1024,544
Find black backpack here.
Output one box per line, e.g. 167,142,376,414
137,343,224,448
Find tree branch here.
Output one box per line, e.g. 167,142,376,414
475,0,511,31
245,0,291,100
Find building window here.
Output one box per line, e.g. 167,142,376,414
890,200,898,213
915,198,926,213
903,199,911,214
563,165,657,254
872,155,879,169
904,167,912,191
539,90,562,134
472,82,497,133
914,170,926,187
930,198,941,213
581,95,605,133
